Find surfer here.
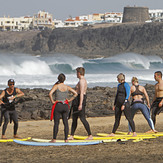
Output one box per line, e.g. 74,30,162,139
0,79,24,139
49,73,77,143
108,73,137,137
128,77,157,134
68,67,93,140
149,71,163,130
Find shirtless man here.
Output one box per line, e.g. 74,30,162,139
150,71,163,127
68,67,93,140
0,79,24,139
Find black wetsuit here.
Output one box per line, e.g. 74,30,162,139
70,94,92,136
112,82,135,133
52,89,69,140
151,97,163,126
53,103,69,140
1,88,18,135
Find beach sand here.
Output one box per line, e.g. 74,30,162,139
0,113,163,163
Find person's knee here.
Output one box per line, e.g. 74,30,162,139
4,118,9,124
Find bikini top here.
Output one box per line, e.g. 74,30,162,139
55,88,68,102
131,85,144,97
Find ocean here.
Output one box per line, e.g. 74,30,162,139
0,52,162,90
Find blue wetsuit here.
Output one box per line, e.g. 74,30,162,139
112,82,135,133
128,85,155,132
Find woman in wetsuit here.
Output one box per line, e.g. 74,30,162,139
49,73,77,142
0,79,24,139
128,77,157,134
108,73,136,137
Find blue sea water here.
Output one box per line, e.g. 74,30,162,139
0,52,162,89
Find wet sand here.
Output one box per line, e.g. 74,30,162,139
0,113,163,163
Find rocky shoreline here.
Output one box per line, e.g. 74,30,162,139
0,84,156,121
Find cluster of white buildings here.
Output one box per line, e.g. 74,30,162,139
0,9,163,31
0,11,123,31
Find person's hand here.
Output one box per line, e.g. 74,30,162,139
52,101,56,104
159,101,163,108
121,105,125,111
10,96,16,100
112,106,115,111
147,104,151,109
0,100,4,105
66,98,70,103
78,105,82,110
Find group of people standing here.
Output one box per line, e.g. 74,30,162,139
108,71,163,137
0,68,163,142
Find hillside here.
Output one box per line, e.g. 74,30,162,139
0,22,163,58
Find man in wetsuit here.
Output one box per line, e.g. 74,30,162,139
68,67,93,140
150,71,163,127
108,73,136,137
0,79,24,139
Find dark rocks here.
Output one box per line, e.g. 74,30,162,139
0,85,156,121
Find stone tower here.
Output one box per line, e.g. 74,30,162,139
122,7,150,23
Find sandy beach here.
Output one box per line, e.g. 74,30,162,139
0,113,162,163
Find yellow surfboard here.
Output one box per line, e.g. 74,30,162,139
96,133,158,138
73,135,156,140
0,137,31,143
115,131,163,137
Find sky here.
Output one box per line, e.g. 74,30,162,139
0,0,163,20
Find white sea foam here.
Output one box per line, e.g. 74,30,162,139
0,53,162,89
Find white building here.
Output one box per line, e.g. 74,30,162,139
104,12,123,23
0,16,33,31
149,9,163,22
54,19,64,28
33,11,54,30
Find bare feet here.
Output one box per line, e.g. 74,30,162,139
146,129,158,133
132,132,137,137
13,135,21,139
68,135,74,140
1,135,8,139
153,130,158,133
85,135,93,140
49,139,56,143
107,133,115,137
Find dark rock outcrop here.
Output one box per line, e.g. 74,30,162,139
0,22,163,58
0,84,157,120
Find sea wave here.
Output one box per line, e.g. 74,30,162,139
0,53,162,81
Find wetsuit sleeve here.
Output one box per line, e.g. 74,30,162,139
124,82,130,100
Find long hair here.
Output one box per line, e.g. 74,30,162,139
55,73,66,85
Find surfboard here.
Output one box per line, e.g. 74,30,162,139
110,132,163,137
73,135,156,140
96,133,159,137
0,137,31,143
14,140,102,146
32,138,102,143
32,138,127,143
